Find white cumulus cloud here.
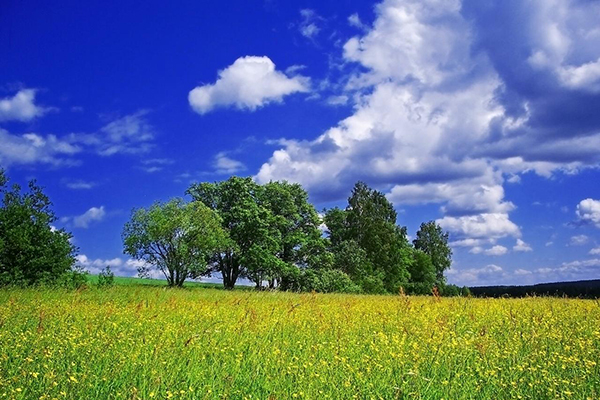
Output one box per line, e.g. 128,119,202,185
576,198,600,228
437,213,520,241
255,0,600,247
0,89,53,122
483,245,509,256
188,56,310,114
256,0,518,243
513,239,533,252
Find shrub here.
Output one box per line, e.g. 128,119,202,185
98,266,115,287
54,267,88,289
300,269,361,294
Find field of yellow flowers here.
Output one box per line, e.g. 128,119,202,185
0,287,599,400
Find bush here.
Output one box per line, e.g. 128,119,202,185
98,266,115,287
54,267,88,289
358,275,387,294
299,269,361,294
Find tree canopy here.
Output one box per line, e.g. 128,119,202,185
413,221,452,284
187,177,281,289
325,182,412,293
0,169,77,286
122,198,229,287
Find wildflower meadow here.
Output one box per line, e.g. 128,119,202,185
1,287,598,399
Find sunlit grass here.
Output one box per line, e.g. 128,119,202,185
0,287,598,399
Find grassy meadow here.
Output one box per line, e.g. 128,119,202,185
0,286,599,400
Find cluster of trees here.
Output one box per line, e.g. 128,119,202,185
0,165,463,296
0,169,81,287
124,176,465,295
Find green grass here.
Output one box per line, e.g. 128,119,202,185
0,286,599,400
86,274,226,289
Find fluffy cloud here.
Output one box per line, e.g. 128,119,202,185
69,206,106,229
0,129,81,167
468,244,509,256
576,198,600,228
590,247,600,256
513,239,533,252
188,56,310,114
256,0,514,242
484,245,508,256
569,234,589,246
519,0,600,93
388,174,514,216
462,0,600,166
0,111,156,167
0,89,52,122
213,152,246,175
256,0,600,246
437,213,520,241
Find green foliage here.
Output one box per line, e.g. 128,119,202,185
298,268,361,293
54,267,88,289
0,169,77,286
413,221,452,284
187,177,282,289
408,249,436,288
122,198,229,287
262,181,321,265
325,182,411,293
332,240,385,294
438,283,471,297
97,266,115,287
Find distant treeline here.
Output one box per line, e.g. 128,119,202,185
469,279,600,299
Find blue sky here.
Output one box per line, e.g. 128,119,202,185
1,0,600,286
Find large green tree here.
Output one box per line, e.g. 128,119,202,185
262,181,323,286
325,182,411,293
413,221,452,283
122,198,228,287
0,169,77,286
186,177,282,289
